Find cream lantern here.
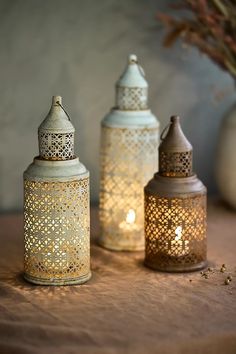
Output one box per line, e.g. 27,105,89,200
144,116,207,272
99,54,159,251
23,96,91,285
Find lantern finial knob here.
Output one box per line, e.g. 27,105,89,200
128,54,138,64
52,95,62,105
159,116,193,177
170,115,180,123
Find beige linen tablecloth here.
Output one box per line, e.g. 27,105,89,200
0,200,236,354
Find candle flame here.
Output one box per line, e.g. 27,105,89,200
126,209,135,224
175,226,182,241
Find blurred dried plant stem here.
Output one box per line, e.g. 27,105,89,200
157,0,236,78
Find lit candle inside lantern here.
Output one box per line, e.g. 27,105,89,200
126,209,135,224
119,209,140,232
167,226,189,257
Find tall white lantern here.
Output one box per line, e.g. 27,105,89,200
24,96,91,285
99,55,160,251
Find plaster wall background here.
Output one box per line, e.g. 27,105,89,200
0,0,234,211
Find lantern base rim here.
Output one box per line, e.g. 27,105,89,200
144,260,207,273
99,240,144,252
23,271,92,286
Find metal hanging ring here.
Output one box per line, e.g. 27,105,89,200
160,123,171,141
56,101,71,121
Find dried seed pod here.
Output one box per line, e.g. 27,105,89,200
225,278,230,285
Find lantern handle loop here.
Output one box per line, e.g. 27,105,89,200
56,101,71,121
138,65,145,77
128,54,145,77
160,123,171,141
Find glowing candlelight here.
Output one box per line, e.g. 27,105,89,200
167,226,189,257
175,226,182,242
126,209,135,224
119,209,140,232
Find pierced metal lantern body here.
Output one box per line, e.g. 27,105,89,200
99,55,159,251
144,116,207,272
23,96,91,285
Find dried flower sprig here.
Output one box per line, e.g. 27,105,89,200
157,0,236,78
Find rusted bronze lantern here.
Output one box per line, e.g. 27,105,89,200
144,116,207,272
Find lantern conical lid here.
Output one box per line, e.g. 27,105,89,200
116,54,148,88
115,54,148,110
159,116,193,177
39,96,75,133
38,96,75,161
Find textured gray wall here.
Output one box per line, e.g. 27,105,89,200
0,0,235,212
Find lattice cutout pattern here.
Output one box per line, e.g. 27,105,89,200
145,193,206,269
159,151,192,177
24,178,90,282
116,87,148,110
39,132,74,160
99,126,159,250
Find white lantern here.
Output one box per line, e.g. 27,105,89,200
99,55,160,251
24,96,91,285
